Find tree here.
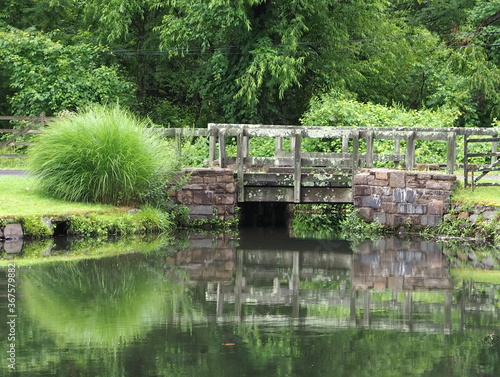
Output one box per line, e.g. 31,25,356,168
154,0,416,124
0,27,133,115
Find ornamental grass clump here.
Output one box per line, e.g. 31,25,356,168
28,105,169,205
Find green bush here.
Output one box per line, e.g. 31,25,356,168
28,105,171,205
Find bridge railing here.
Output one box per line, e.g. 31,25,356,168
205,124,497,171
199,124,498,199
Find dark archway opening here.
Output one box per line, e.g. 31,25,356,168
239,202,290,229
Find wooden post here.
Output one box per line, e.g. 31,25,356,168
209,128,217,167
237,129,245,202
394,138,401,168
492,138,498,167
291,251,300,318
40,112,46,128
175,128,183,158
446,131,456,174
366,130,374,168
275,136,283,157
405,131,416,170
293,132,302,203
218,131,226,168
464,134,469,188
351,131,359,179
342,134,349,153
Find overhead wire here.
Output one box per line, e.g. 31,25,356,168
109,28,500,56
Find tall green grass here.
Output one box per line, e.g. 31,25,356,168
28,105,171,205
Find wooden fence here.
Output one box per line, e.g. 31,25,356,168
0,113,55,158
2,118,499,189
464,135,500,188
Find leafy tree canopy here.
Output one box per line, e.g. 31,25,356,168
0,27,133,115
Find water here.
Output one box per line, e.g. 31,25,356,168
1,230,499,376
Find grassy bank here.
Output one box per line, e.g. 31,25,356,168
0,176,119,218
452,184,500,207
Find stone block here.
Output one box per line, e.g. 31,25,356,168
482,211,499,221
353,185,372,196
353,173,370,185
189,205,214,216
425,180,454,190
176,190,193,205
397,203,426,215
381,202,398,213
431,173,457,181
4,240,23,254
357,207,374,222
389,172,406,188
371,179,389,186
388,276,404,291
188,175,204,184
372,186,392,197
192,190,214,205
353,196,363,207
374,171,389,180
216,174,235,183
374,213,386,224
361,196,381,209
420,215,442,226
4,224,23,240
427,200,445,215
202,176,217,184
393,188,415,203
214,194,235,205
225,182,237,194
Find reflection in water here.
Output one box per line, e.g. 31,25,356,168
1,231,499,377
22,254,193,348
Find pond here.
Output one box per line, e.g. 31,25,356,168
0,229,499,376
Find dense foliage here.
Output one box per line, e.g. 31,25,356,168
1,1,500,128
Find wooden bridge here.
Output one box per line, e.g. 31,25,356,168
165,123,499,201
2,116,499,193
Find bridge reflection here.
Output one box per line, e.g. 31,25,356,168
166,233,499,334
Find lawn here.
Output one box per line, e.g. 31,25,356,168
452,185,500,207
0,175,119,218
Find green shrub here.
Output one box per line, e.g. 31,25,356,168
20,216,53,238
28,105,171,205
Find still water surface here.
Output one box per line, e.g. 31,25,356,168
1,229,499,376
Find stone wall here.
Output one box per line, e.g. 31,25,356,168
353,169,457,228
0,223,24,254
172,168,237,222
352,238,452,290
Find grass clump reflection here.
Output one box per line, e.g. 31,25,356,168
21,254,193,348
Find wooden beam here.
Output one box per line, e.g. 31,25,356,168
293,133,302,203
446,131,456,174
405,131,416,170
237,130,245,202
243,186,353,203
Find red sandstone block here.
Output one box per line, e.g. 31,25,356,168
389,172,406,188
354,185,372,196
427,200,445,215
176,190,193,205
425,180,454,190
192,190,214,205
225,182,237,193
353,173,370,185
375,171,389,180
216,174,235,183
214,193,235,205
371,179,389,186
